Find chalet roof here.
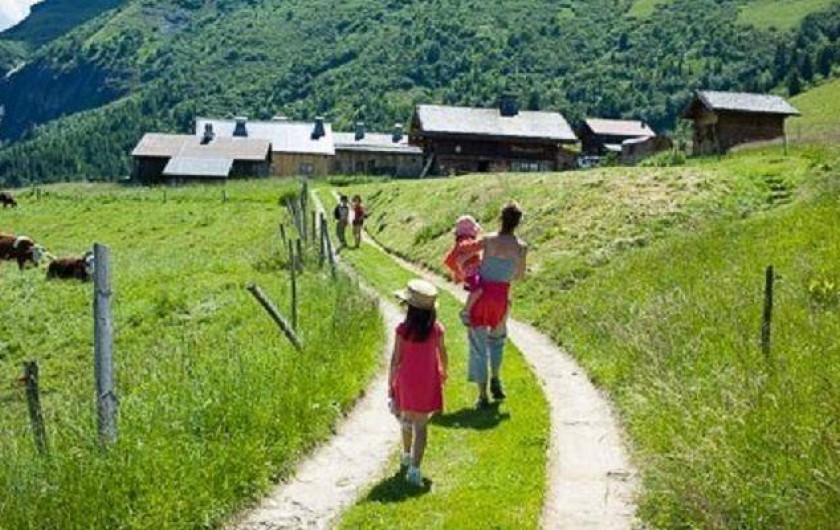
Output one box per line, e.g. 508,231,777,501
163,157,233,178
414,105,578,143
333,132,423,154
196,118,335,155
683,90,800,118
584,118,656,138
132,133,270,161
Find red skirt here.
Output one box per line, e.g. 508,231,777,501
469,281,510,328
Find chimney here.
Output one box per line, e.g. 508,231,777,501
233,116,248,137
499,93,519,117
312,116,326,140
354,122,366,141
392,123,404,143
201,123,215,145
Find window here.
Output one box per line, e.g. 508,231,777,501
510,160,550,172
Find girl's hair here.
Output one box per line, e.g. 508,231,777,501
402,305,436,342
500,201,523,234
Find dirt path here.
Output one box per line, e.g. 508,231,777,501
362,235,638,529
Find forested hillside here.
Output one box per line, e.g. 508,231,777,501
0,0,839,185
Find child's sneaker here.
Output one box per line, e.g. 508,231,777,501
400,452,412,468
405,466,423,487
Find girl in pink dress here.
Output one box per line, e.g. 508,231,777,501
389,279,448,486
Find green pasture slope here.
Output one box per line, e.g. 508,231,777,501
0,182,383,528
340,138,840,524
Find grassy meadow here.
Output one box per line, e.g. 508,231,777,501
337,143,840,527
0,182,383,529
737,0,840,29
789,77,840,144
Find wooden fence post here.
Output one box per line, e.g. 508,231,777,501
246,284,303,350
321,216,336,279
289,241,298,331
319,213,326,268
21,361,48,455
279,223,287,252
311,210,317,246
761,265,775,362
296,238,304,270
93,243,118,445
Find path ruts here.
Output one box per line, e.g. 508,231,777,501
362,235,638,529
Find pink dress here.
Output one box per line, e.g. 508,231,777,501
393,322,445,414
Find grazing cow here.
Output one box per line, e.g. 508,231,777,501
0,233,46,270
46,252,95,281
0,192,16,208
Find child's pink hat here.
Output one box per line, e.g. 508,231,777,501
455,215,481,238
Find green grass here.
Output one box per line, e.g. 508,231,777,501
0,181,383,529
737,0,840,29
627,0,672,18
789,77,840,144
334,145,840,527
330,223,550,529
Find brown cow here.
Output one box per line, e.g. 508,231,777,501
46,252,95,281
0,192,16,208
0,233,46,270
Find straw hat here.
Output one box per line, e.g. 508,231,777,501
394,279,439,310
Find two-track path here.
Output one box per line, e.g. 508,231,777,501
230,192,637,529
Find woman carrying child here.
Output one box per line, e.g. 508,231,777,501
465,202,527,409
390,279,449,486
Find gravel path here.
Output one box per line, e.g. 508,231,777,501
363,237,639,529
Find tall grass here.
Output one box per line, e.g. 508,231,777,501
0,182,383,528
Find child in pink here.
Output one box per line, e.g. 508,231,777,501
443,215,483,324
389,279,448,487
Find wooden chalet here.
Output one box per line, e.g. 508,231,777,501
333,123,423,177
681,91,800,155
410,95,578,176
195,117,335,177
579,118,656,156
131,132,271,184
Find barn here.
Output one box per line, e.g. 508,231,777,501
195,117,335,177
410,95,578,176
681,90,800,155
131,132,271,184
333,123,423,177
579,118,657,157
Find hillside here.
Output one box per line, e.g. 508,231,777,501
337,141,840,527
0,0,839,184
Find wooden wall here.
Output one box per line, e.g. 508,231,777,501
333,151,423,177
692,110,787,155
270,153,331,177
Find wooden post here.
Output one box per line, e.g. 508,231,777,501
21,361,48,455
311,210,317,246
761,265,775,362
319,213,326,268
289,241,298,331
321,216,336,279
222,189,228,203
296,238,304,270
246,284,303,350
93,243,118,445
279,223,287,249
299,192,308,243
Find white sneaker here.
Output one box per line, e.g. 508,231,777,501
400,452,412,468
405,466,423,486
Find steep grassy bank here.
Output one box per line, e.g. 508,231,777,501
337,146,840,527
0,182,383,528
